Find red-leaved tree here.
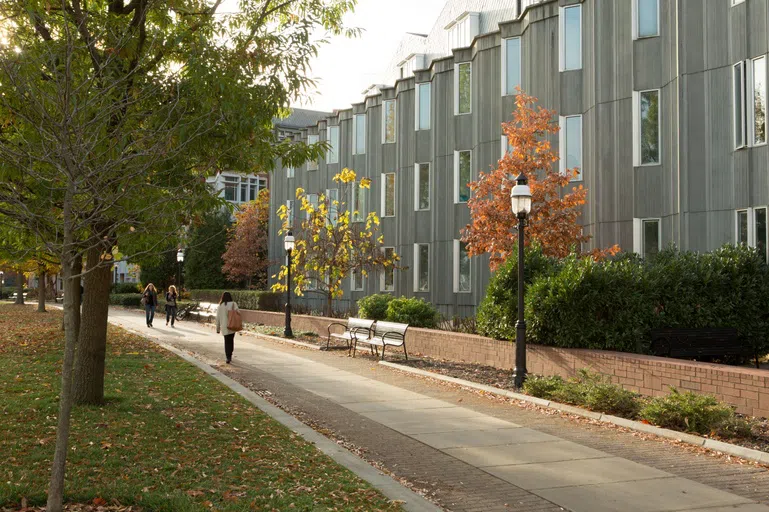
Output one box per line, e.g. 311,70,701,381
222,189,271,288
463,90,618,270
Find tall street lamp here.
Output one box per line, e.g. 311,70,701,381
176,249,184,289
283,231,295,339
0,271,4,300
511,173,532,389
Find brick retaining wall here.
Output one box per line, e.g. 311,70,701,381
241,309,769,418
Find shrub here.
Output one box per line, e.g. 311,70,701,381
112,282,141,294
525,255,652,352
582,380,640,418
189,290,283,311
109,293,143,308
477,243,560,340
385,297,439,328
522,375,565,400
357,293,394,321
638,388,735,435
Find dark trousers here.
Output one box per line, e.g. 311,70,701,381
224,333,235,361
145,305,155,325
166,306,177,326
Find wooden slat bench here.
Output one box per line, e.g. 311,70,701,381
649,327,758,367
352,320,409,361
193,302,218,322
326,317,375,351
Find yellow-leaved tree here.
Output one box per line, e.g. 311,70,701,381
272,169,400,316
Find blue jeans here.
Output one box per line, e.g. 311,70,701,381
145,304,156,325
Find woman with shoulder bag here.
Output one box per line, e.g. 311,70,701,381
165,285,179,327
142,283,158,328
215,292,242,364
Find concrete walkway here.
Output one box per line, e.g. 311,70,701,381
109,308,769,512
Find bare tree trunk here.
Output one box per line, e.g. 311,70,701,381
73,246,111,405
326,293,332,318
14,270,24,305
47,183,82,512
37,266,47,313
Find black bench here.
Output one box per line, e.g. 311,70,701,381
650,328,758,368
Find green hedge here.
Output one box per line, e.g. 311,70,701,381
112,282,141,294
109,294,143,308
482,244,769,357
477,243,560,340
357,294,394,321
188,290,283,312
385,297,439,328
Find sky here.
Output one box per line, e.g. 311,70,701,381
297,0,447,112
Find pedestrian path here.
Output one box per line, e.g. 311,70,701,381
109,308,769,512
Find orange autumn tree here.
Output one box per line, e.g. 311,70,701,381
463,90,616,270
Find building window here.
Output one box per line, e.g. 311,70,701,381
753,57,767,145
559,5,582,71
223,176,238,201
351,267,364,291
327,126,340,164
382,100,396,144
381,247,395,292
633,218,660,260
307,134,319,170
415,83,431,131
501,134,514,159
351,182,367,223
633,89,660,165
559,115,583,181
502,37,521,96
250,177,266,201
286,199,294,226
453,240,471,293
732,0,745,5
326,188,338,226
382,173,395,217
735,61,746,149
736,207,769,262
455,62,472,115
415,163,430,211
454,150,472,203
286,166,294,179
413,243,430,292
240,181,248,202
353,114,366,155
306,193,319,221
633,0,659,39
446,12,479,51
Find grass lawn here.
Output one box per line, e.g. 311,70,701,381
0,304,401,511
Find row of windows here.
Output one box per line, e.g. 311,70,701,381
221,175,267,203
310,241,471,294
733,56,767,149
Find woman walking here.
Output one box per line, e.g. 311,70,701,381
142,283,158,328
215,292,239,364
165,285,179,327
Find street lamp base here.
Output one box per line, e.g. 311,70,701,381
512,368,527,389
284,328,294,339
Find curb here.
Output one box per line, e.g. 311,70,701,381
111,321,442,512
379,361,769,466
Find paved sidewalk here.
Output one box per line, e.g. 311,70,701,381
109,308,769,512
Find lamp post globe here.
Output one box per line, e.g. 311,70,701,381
511,173,532,388
283,231,295,338
176,249,185,289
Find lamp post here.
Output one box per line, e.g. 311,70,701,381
283,231,295,338
510,173,532,389
176,249,184,289
0,271,4,301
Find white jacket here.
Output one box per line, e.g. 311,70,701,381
215,301,239,336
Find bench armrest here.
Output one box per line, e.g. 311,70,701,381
327,322,348,336
379,331,405,346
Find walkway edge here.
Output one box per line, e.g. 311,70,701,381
126,331,442,512
379,361,769,466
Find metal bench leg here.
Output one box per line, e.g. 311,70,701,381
403,343,408,361
381,344,386,361
352,338,357,358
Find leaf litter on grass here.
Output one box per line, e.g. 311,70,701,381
0,305,402,511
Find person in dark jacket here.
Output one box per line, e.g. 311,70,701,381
165,285,178,327
142,283,158,327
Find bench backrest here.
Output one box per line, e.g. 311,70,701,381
650,328,747,357
348,317,375,332
198,302,211,311
373,321,408,339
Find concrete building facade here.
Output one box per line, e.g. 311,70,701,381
268,0,769,318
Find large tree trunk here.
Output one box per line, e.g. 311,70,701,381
326,293,333,318
73,246,112,405
14,270,24,305
47,248,82,512
37,267,46,313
